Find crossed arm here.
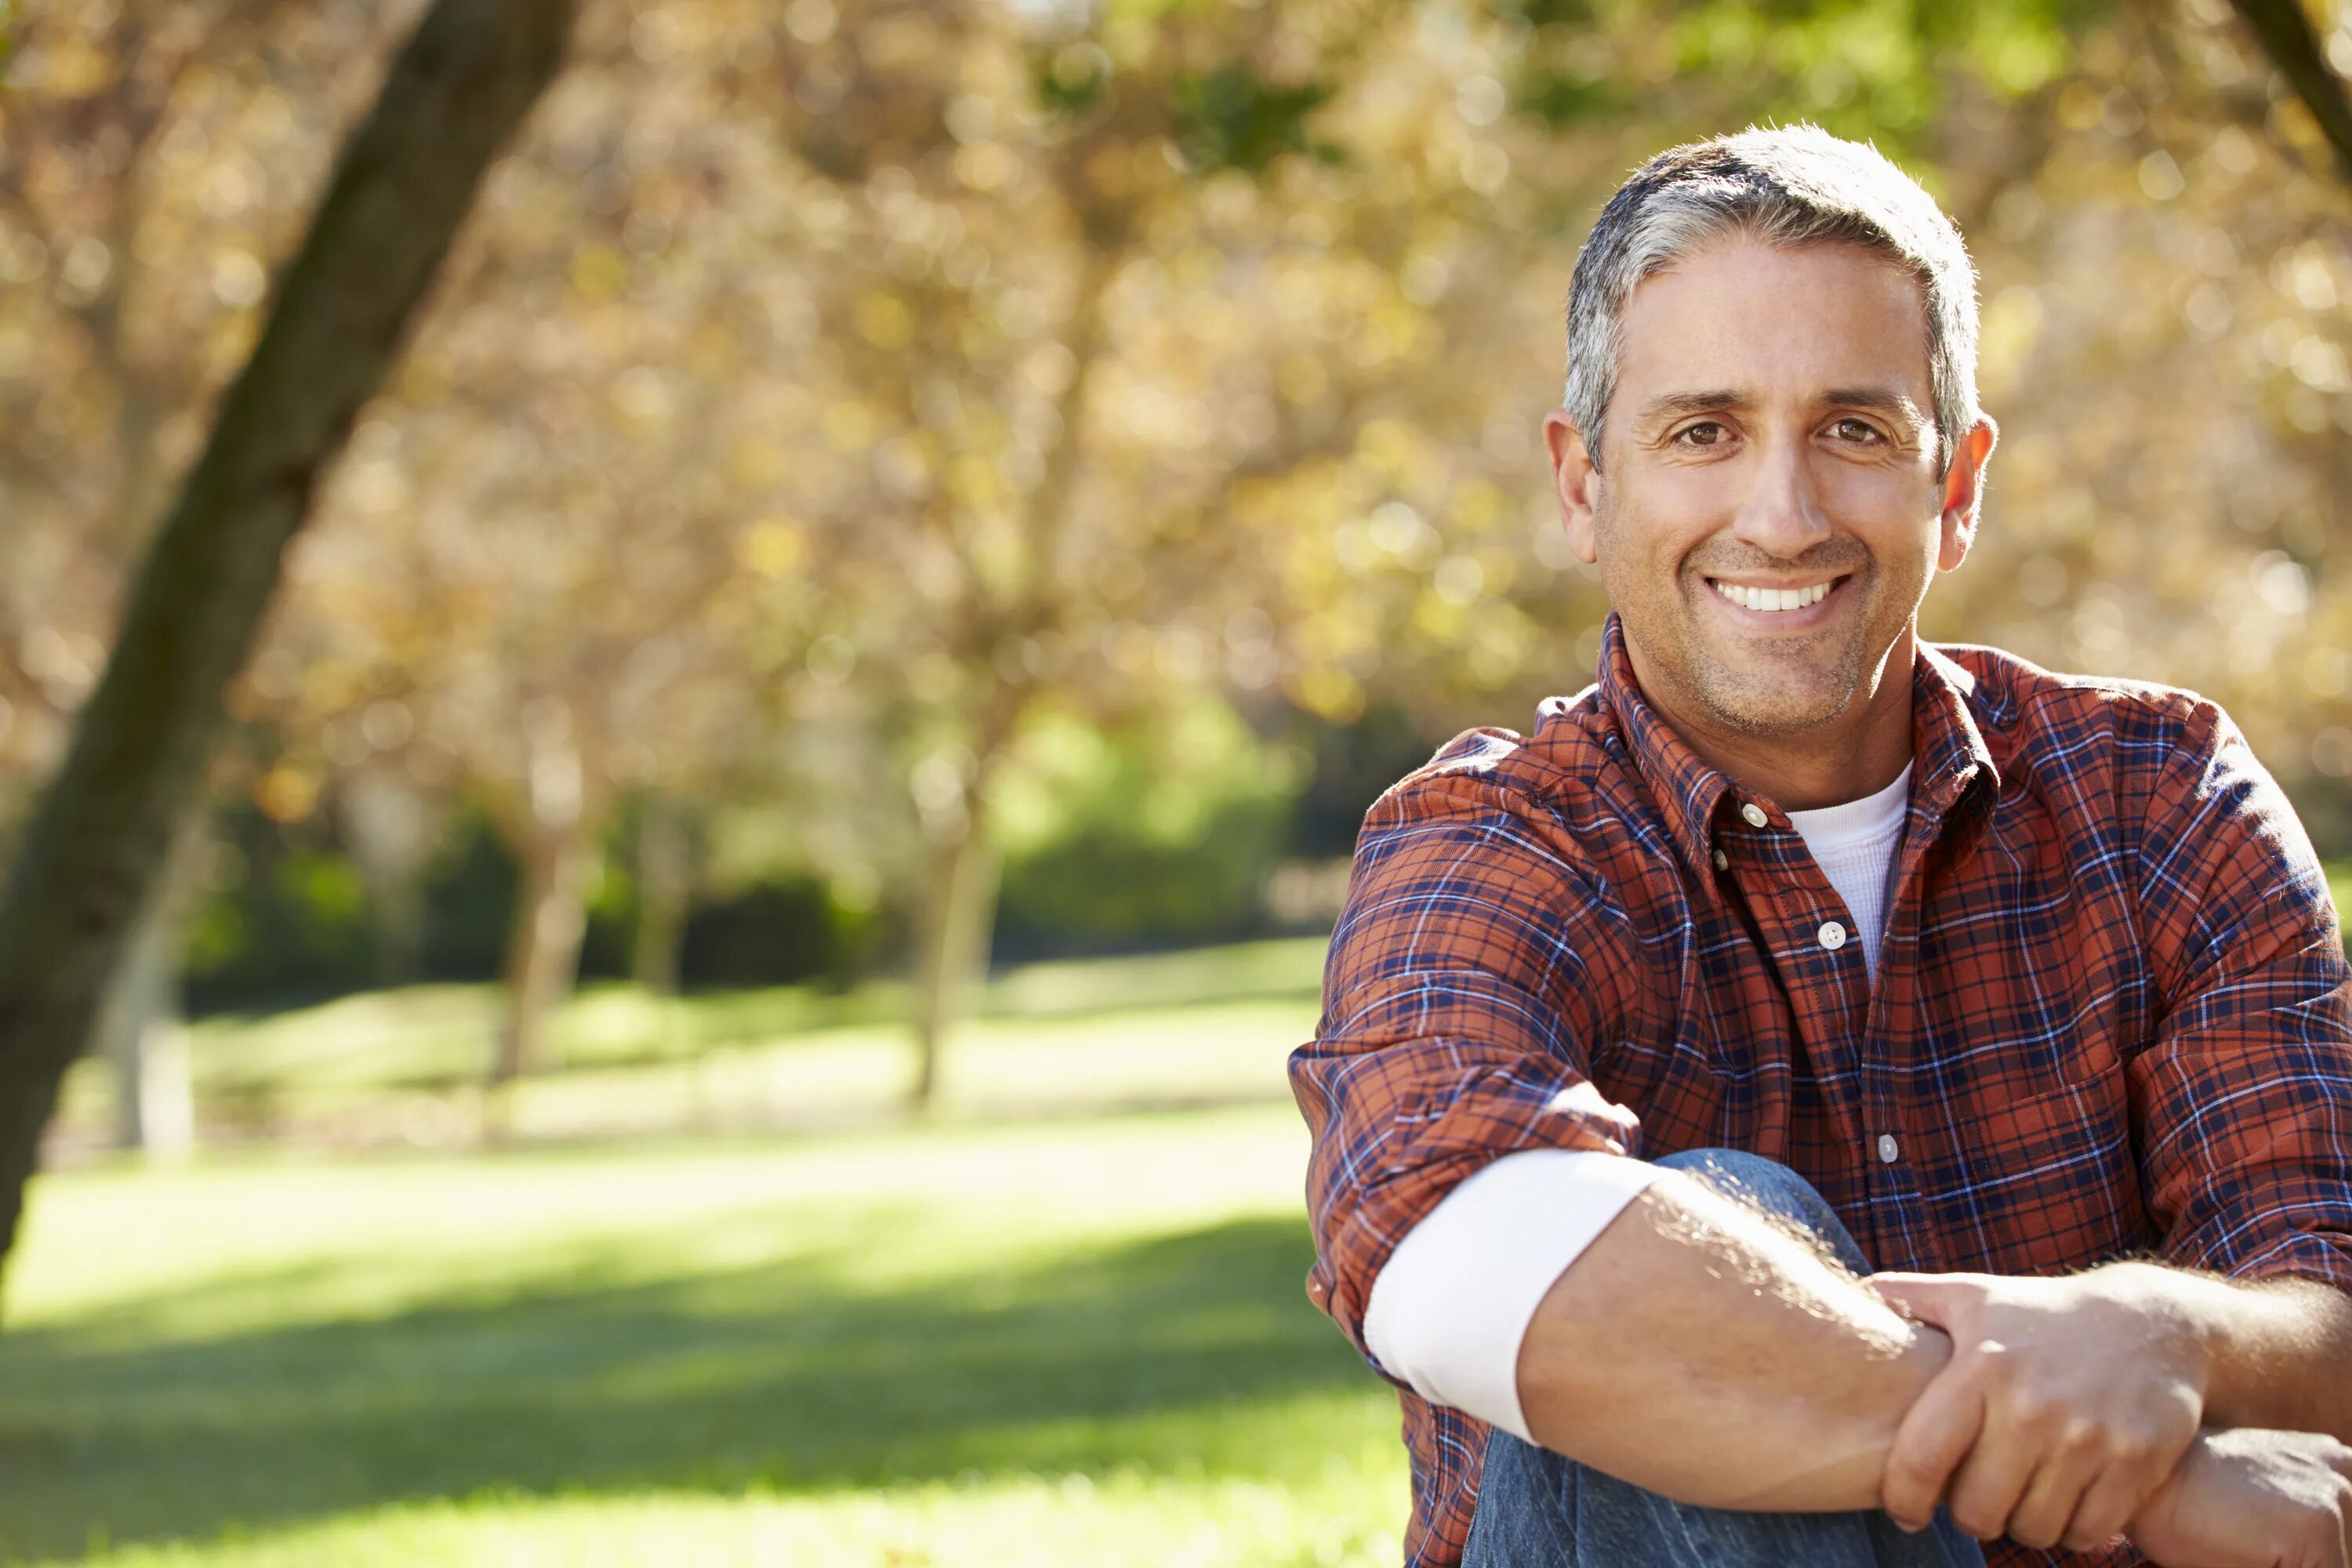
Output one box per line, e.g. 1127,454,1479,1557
1513,1173,2352,1563
1302,718,2352,1559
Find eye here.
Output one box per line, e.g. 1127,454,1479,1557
1673,420,1730,448
1831,416,1886,444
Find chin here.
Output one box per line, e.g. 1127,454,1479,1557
1692,667,1860,738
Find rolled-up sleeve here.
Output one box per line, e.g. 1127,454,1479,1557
2132,703,2352,1293
1288,739,1642,1377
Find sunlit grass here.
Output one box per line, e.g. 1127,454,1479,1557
42,1476,1403,1568
0,1105,1406,1567
51,937,1331,1146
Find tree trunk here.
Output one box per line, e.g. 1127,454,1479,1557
100,807,210,1159
0,0,575,1276
342,764,439,987
491,819,590,1087
630,793,691,996
363,848,429,989
2229,0,2352,186
904,677,1028,1112
907,808,1003,1112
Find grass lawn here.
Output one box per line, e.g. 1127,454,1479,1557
3,942,1410,1566
49,851,2344,1566
0,1107,1406,1566
49,938,1335,1150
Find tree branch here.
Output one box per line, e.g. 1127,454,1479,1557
2229,0,2352,186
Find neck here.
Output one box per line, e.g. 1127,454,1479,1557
1628,626,1918,811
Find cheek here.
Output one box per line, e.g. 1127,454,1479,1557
1595,480,1719,577
1819,461,1903,504
1820,477,1944,568
1642,465,1742,528
1820,460,1940,523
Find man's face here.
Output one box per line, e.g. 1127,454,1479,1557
1549,235,1990,740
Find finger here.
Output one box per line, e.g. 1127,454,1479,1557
1870,1272,1965,1326
2004,1434,2103,1552
1882,1371,1986,1532
1945,1417,2043,1544
2059,1463,2147,1555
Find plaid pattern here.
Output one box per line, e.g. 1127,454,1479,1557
1290,613,2352,1568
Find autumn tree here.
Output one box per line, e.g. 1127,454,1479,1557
0,0,575,1268
0,2,440,1145
250,0,833,1081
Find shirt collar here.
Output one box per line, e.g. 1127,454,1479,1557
1594,612,2001,880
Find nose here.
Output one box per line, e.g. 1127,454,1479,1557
1729,436,1831,561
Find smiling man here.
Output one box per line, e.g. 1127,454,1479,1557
1290,126,2352,1568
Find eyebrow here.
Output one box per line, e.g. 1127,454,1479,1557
1631,385,1933,434
1632,390,1745,426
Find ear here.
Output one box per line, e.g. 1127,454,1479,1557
1936,415,1998,573
1544,409,1602,565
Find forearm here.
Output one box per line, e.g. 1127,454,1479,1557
2180,1270,2352,1442
1514,1171,1951,1512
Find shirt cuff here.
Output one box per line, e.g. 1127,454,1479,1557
1360,1148,1663,1442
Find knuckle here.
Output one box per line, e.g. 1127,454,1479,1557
1885,1447,1940,1491
2006,1390,2060,1434
1882,1439,1957,1495
2009,1515,2060,1551
2127,1447,2176,1494
1971,1341,2015,1381
2056,1417,2107,1459
2063,1523,2117,1553
1952,1504,2005,1540
2067,1498,2132,1552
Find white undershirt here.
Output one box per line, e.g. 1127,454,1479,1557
1786,761,1911,982
1360,764,1915,1439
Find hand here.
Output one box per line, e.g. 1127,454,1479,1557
2126,1427,2352,1567
1871,1266,2209,1552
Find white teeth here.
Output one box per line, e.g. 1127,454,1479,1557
1713,579,1833,612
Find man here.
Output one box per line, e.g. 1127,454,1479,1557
1290,125,2352,1568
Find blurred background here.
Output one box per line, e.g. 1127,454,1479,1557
3,0,2351,1563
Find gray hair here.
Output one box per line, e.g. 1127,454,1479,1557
1563,124,1980,476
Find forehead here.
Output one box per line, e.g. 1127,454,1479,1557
1613,235,1933,408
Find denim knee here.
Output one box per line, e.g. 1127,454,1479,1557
1654,1147,1868,1273
1468,1425,1989,1568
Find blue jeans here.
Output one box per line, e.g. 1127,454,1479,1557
1461,1148,1987,1568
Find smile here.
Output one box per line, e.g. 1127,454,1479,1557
1708,578,1840,613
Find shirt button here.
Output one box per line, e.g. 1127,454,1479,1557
1711,849,1729,870
1877,1133,1900,1164
1818,920,1848,950
1740,802,1769,829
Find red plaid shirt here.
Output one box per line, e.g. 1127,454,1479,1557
1290,613,2352,1568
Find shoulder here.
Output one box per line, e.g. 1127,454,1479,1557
1929,641,2227,775
1935,642,2318,900
1361,685,1616,834
1330,691,1635,996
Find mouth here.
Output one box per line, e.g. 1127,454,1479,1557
1704,573,1851,616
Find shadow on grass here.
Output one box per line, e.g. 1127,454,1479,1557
0,1215,1374,1560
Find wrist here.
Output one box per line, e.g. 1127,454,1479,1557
2100,1262,2235,1413
1880,1319,1954,1436
2122,1425,2216,1544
